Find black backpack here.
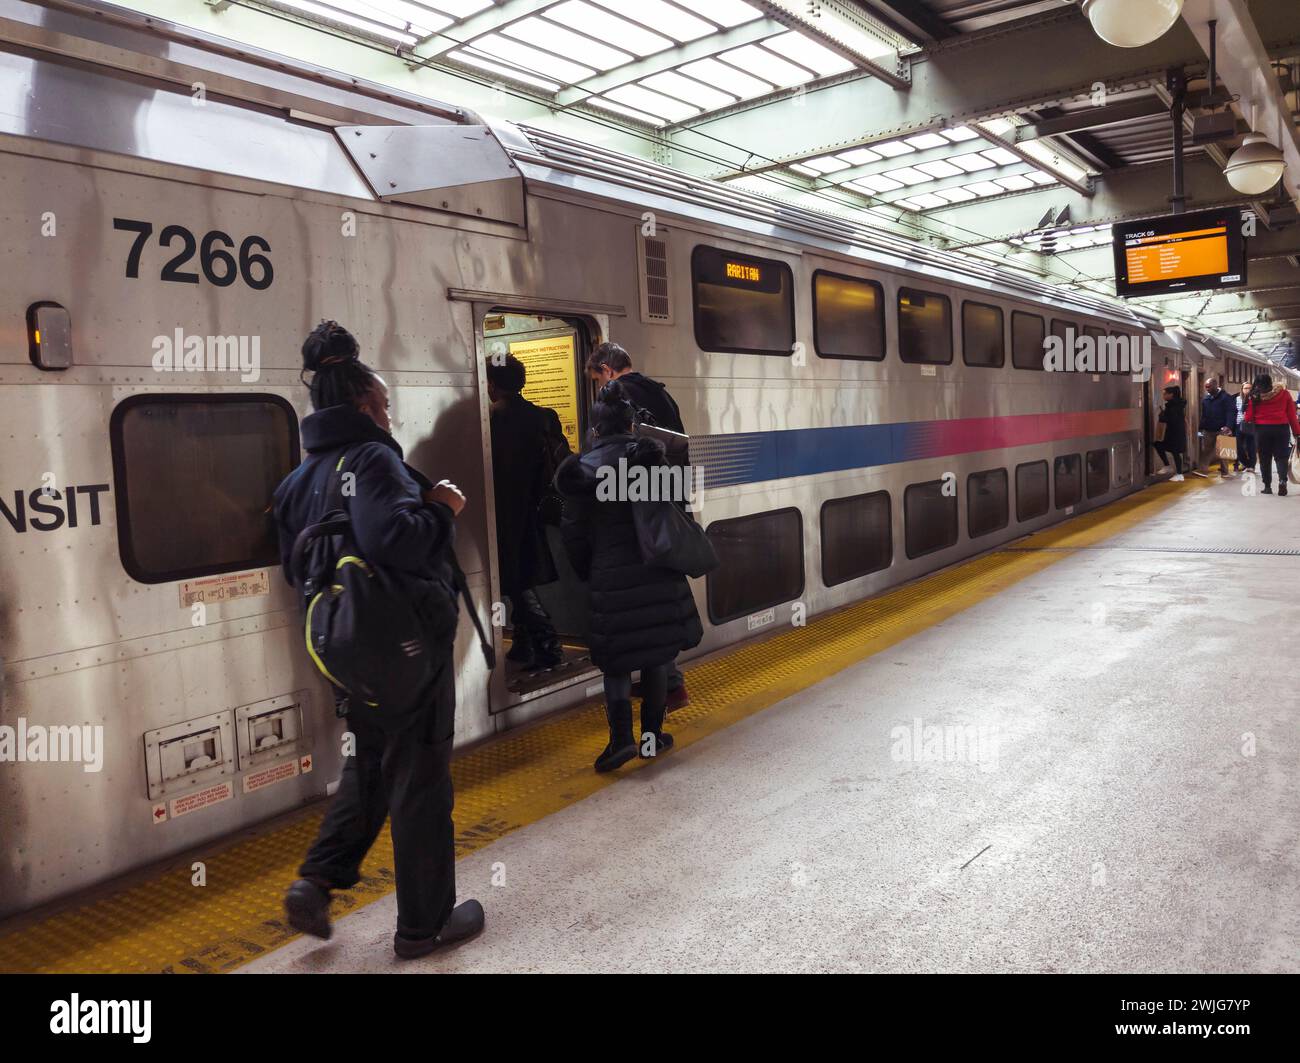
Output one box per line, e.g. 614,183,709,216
289,446,494,720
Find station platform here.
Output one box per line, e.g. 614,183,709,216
3,475,1297,974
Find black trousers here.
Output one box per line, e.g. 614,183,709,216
605,663,669,733
1254,425,1291,488
1236,429,1257,469
1153,442,1184,473
300,665,456,941
506,588,558,651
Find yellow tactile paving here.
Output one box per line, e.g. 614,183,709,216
0,480,1200,973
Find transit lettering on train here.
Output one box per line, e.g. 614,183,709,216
0,483,109,532
112,217,274,290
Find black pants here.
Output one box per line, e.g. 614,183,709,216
1236,429,1257,470
1254,425,1291,488
1153,442,1184,473
605,663,669,733
300,666,456,940
506,588,558,652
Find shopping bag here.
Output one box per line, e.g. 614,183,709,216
1154,421,1167,442
1215,434,1237,462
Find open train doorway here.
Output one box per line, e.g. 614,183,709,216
479,308,602,710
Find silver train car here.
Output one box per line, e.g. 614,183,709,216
0,0,1206,917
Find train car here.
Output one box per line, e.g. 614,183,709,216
1,0,1170,917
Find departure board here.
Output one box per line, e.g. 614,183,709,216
1112,208,1247,297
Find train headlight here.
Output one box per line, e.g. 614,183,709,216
27,301,73,370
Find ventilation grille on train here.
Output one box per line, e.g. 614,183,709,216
637,227,673,325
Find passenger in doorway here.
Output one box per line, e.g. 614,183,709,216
555,381,703,773
1197,377,1236,478
273,320,484,959
486,355,569,671
1243,371,1300,496
1235,381,1257,474
1154,385,1188,482
585,341,692,711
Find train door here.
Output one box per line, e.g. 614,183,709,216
476,307,603,711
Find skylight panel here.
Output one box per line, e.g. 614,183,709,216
995,174,1034,191
905,132,948,150
837,147,881,166
473,33,597,84
908,193,948,209
762,31,854,77
942,126,980,142
507,17,633,71
915,159,962,179
640,70,737,111
428,0,492,16
547,1,673,57
800,155,851,174
449,49,563,92
881,166,929,186
1018,140,1090,184
276,1,425,44
963,181,1004,197
587,96,666,127
894,198,923,210
693,0,765,27
361,0,454,34
1026,171,1058,185
872,140,915,158
679,57,774,98
791,163,822,177
946,152,994,172
934,187,976,203
592,0,715,41
719,44,814,87
981,146,1021,166
852,173,904,193
604,83,700,123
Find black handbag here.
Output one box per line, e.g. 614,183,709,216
631,498,719,577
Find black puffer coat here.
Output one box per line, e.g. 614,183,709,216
555,434,703,675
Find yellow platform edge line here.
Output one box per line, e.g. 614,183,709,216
0,480,1200,974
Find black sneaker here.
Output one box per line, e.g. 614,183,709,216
640,731,674,758
284,878,332,940
394,899,485,959
595,738,638,773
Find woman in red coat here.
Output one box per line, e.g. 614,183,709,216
1243,372,1300,495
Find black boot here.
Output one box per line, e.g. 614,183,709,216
284,878,332,940
1280,482,1288,496
528,633,564,671
595,700,637,773
638,698,674,759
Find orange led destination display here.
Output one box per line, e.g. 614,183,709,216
725,260,762,283
1124,225,1229,285
1112,208,1246,298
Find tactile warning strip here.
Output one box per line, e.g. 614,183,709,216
0,480,1200,974
1007,544,1300,556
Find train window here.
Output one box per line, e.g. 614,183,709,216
1012,311,1046,370
1086,448,1110,497
813,271,885,361
821,491,891,586
1055,454,1082,509
1016,460,1049,521
706,508,804,623
692,245,795,356
904,479,959,559
967,468,1009,538
898,288,953,365
110,394,299,583
962,301,1005,368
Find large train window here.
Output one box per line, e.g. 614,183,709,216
813,271,885,361
1050,319,1075,364
1055,454,1082,509
821,491,891,586
1086,448,1110,497
904,480,958,559
962,301,1005,368
898,288,953,365
1016,460,1049,521
110,394,299,583
706,508,804,623
692,245,795,356
1012,311,1046,370
967,468,1009,538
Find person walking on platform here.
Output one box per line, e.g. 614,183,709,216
1243,371,1300,496
585,341,693,710
486,354,569,671
273,321,484,958
555,381,703,773
1197,377,1236,478
1154,385,1188,481
1236,381,1257,474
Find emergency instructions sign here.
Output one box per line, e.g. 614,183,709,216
509,334,581,452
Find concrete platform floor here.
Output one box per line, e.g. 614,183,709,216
243,477,1300,973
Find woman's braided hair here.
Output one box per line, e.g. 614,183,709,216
300,320,378,411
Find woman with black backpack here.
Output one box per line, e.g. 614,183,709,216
555,381,704,773
272,320,484,959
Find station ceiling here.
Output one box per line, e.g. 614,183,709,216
136,0,1300,359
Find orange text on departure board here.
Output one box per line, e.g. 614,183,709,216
1125,227,1228,284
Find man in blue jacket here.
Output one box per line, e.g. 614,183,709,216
1198,377,1236,478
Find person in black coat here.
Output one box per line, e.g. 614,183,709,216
1154,384,1188,481
272,321,483,959
486,355,569,670
555,381,703,773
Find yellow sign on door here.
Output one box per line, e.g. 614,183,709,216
509,334,581,453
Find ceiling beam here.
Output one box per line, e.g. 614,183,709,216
859,0,958,43
1012,96,1170,141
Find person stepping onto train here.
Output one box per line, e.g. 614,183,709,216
486,354,569,671
1154,384,1188,482
586,341,693,712
273,321,484,959
555,381,703,773
1243,371,1300,496
1235,380,1258,475
1196,377,1236,479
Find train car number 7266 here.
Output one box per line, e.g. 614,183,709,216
112,218,274,290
